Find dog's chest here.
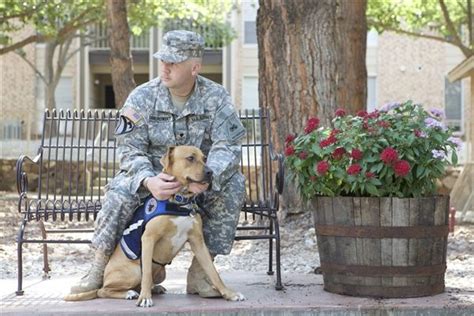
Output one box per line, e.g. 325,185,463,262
170,217,195,251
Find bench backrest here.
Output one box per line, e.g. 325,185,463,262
27,108,276,219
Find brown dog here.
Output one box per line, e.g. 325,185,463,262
64,145,245,307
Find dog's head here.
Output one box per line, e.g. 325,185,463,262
160,146,213,188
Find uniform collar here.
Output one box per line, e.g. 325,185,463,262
155,77,205,117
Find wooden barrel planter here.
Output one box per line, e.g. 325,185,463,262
311,196,449,298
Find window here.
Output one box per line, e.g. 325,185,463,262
367,30,378,47
243,1,258,44
367,76,377,112
444,78,463,132
242,76,259,109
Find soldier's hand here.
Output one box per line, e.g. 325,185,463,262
145,173,182,200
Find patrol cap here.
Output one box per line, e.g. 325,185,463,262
153,30,205,63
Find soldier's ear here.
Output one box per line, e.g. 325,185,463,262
160,146,175,171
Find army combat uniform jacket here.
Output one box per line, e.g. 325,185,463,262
91,75,246,256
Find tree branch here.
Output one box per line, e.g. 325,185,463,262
63,35,108,64
438,0,470,56
14,51,47,84
369,19,473,57
0,34,47,55
0,2,45,24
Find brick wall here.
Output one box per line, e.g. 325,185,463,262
0,27,37,139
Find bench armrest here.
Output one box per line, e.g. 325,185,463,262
16,152,42,196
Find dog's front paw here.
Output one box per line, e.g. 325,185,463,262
125,290,139,300
136,292,153,307
223,291,246,301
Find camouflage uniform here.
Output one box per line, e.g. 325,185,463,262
91,30,246,257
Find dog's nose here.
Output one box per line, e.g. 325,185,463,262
205,166,213,179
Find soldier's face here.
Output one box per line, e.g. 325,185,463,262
160,60,197,89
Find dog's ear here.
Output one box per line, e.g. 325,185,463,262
160,146,175,172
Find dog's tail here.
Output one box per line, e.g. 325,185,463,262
64,289,98,301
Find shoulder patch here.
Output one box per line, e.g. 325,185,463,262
115,115,135,135
225,113,246,142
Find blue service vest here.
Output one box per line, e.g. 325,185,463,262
119,196,195,260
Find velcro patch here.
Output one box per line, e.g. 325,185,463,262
115,115,135,135
226,113,245,142
122,107,144,125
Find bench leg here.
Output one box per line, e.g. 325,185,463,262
267,219,274,276
16,219,26,296
38,220,51,279
273,217,283,290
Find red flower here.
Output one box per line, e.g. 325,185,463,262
393,160,411,177
320,135,337,148
330,129,341,137
316,161,330,175
380,147,399,165
357,110,368,118
304,117,320,134
347,164,362,175
285,134,296,144
367,111,380,119
365,172,375,178
332,147,346,160
335,108,346,117
285,146,295,156
299,151,308,160
351,149,363,160
377,121,391,128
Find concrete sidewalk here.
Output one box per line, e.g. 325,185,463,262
1,270,473,316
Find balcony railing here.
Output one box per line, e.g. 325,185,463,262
90,23,150,50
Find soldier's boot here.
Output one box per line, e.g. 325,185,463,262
186,256,221,298
70,250,109,294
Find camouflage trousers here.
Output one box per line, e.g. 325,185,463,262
91,171,246,256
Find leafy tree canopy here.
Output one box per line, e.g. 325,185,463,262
367,0,473,57
0,0,236,55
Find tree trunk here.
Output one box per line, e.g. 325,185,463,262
257,0,367,214
106,0,136,108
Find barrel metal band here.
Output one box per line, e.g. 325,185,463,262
324,282,444,298
320,262,447,276
315,225,449,238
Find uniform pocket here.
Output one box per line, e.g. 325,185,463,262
148,113,175,146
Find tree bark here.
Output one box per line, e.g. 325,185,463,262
106,0,136,108
257,0,367,214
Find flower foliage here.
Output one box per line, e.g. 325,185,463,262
285,101,460,199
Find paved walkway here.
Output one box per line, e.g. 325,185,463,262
1,270,473,315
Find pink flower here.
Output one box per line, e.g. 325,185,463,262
285,134,296,144
365,172,375,178
304,117,320,134
316,161,330,175
393,160,411,177
335,108,346,117
367,111,380,119
380,147,399,165
285,146,295,156
332,147,346,160
347,164,362,175
357,110,368,118
299,151,308,160
351,149,363,160
377,121,390,128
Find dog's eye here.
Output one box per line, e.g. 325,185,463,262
187,156,195,162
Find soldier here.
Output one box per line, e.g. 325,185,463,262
70,30,246,298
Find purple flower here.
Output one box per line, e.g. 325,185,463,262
448,137,462,150
424,117,447,130
380,102,401,112
432,149,446,159
430,108,444,118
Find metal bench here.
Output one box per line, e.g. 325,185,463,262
15,108,284,295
